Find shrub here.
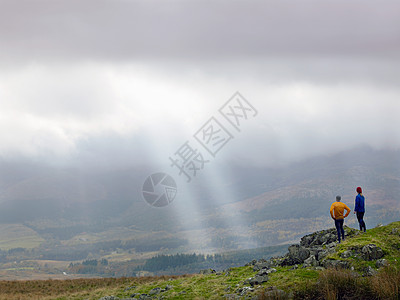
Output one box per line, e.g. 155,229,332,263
294,268,374,299
370,265,400,299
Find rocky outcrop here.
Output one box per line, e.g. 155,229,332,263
322,259,351,269
259,228,352,268
300,229,338,248
250,259,272,271
248,274,269,287
361,244,384,261
282,244,310,265
246,226,385,273
99,224,396,300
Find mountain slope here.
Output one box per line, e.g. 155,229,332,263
0,221,398,300
0,147,398,261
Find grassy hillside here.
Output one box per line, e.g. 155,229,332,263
0,222,398,299
0,148,398,274
0,224,44,250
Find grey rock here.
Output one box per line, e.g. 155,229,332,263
303,255,319,267
287,245,310,264
309,246,324,257
361,244,384,261
364,266,378,277
253,261,271,272
289,264,298,270
376,259,389,268
249,274,269,286
391,228,399,235
99,297,120,300
237,286,254,296
246,259,257,266
320,234,332,245
267,268,277,274
243,278,251,285
317,249,331,261
149,288,161,296
300,227,356,248
269,257,285,267
341,250,353,258
327,233,338,243
326,242,337,248
199,268,216,275
300,235,314,247
280,245,310,266
123,286,136,292
322,260,350,269
315,267,325,271
257,269,269,276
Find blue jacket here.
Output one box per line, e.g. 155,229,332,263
354,194,365,213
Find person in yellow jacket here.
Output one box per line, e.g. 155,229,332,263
330,195,351,243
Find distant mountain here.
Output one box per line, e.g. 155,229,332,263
0,147,398,255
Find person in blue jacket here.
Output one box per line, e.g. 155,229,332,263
354,186,366,232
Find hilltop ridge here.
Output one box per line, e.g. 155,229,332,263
0,221,399,299
97,222,400,299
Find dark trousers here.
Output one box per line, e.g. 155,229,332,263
334,219,345,243
356,211,366,232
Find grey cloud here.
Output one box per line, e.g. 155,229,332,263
0,65,117,119
0,0,399,169
0,0,399,63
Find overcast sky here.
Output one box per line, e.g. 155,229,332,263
0,0,399,169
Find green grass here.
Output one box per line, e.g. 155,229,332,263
0,224,45,250
67,266,320,299
267,267,319,291
327,221,400,271
105,267,257,300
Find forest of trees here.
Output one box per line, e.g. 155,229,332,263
0,237,188,262
143,253,206,271
66,244,288,277
68,259,109,275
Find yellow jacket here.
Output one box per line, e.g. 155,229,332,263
330,201,351,219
